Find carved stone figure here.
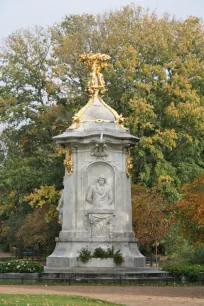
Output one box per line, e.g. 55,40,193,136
84,212,115,238
86,175,113,208
64,149,73,176
56,190,64,223
126,148,134,177
89,213,112,237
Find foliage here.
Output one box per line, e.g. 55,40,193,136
132,184,173,248
0,27,69,126
0,185,61,255
162,225,195,257
0,26,66,254
0,260,43,273
176,174,204,245
16,208,60,255
0,295,118,306
77,248,91,263
92,247,110,259
52,5,204,201
24,185,60,222
162,225,204,264
161,262,204,279
112,250,124,265
0,4,204,254
190,248,204,265
77,247,124,265
0,213,26,250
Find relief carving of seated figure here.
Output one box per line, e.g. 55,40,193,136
86,174,113,208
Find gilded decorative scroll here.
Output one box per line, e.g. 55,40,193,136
64,149,74,176
98,96,125,129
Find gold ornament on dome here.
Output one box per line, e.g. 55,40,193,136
68,53,126,130
64,149,74,176
79,53,110,95
126,148,134,177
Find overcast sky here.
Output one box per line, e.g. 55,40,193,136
0,0,204,39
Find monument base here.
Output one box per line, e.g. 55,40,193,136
44,239,145,272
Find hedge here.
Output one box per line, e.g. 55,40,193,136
162,262,204,279
0,260,43,273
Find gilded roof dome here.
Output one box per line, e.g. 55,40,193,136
81,96,115,122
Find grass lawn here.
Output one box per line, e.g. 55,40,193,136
0,294,122,306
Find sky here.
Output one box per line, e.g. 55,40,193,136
0,0,204,39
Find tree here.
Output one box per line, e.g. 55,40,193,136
177,174,204,245
0,185,61,254
0,27,67,253
132,184,173,250
16,208,60,255
24,185,60,223
0,4,203,252
52,5,204,201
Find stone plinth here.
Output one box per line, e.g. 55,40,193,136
44,129,145,272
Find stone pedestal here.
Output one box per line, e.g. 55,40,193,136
44,128,145,272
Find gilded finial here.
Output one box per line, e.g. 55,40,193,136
79,53,110,95
68,53,126,130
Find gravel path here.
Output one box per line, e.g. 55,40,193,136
0,285,204,306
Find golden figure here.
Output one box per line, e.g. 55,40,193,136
64,149,74,176
126,148,134,177
79,53,110,94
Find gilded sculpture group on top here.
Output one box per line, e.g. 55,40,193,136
79,53,110,95
68,53,125,130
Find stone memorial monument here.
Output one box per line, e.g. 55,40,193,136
45,53,145,271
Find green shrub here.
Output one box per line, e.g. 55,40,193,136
106,247,114,258
0,260,43,273
113,250,124,265
77,247,124,265
92,247,109,259
161,262,204,279
77,248,91,263
190,248,204,265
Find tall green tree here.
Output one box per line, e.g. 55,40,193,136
0,27,65,252
52,6,204,201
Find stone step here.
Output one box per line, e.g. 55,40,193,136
40,270,169,280
38,275,175,285
0,273,175,285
